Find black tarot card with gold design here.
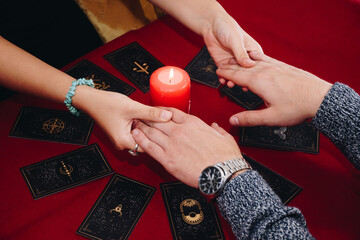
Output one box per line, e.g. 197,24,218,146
9,106,94,145
185,46,220,88
239,122,319,154
161,182,224,240
243,154,302,205
77,174,156,240
104,42,164,93
65,59,135,95
20,144,113,200
220,85,263,110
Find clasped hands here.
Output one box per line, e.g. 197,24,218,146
130,51,332,187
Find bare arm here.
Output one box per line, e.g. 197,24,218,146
0,36,172,150
149,0,262,70
0,36,75,102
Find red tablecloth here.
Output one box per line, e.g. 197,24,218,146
1,0,360,239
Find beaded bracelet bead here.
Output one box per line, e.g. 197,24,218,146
64,78,94,116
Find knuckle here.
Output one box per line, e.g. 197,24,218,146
147,108,157,120
172,127,183,137
145,142,156,153
146,127,156,137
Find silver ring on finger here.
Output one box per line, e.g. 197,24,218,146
128,144,139,156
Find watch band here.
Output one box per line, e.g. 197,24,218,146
198,157,252,199
216,157,252,180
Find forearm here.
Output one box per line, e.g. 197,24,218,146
0,36,75,102
149,0,228,36
0,36,96,113
312,82,360,169
217,171,314,239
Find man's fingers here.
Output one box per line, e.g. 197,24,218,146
134,121,169,148
219,77,227,85
132,128,166,164
133,104,173,123
229,108,278,126
142,120,178,136
227,81,236,88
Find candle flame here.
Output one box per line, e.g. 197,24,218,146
169,68,174,83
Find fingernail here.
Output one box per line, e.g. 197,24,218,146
132,129,139,136
251,51,259,56
161,110,172,120
230,116,239,125
244,58,255,65
213,122,218,127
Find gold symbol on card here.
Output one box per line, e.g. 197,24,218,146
274,127,287,140
133,62,149,74
110,203,122,216
60,160,73,181
201,65,215,73
87,74,110,90
201,57,216,73
180,199,204,225
42,118,65,134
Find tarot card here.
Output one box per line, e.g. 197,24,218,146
239,122,319,154
0,86,15,101
77,174,156,240
20,144,113,199
104,42,164,93
185,46,220,88
244,154,302,205
161,182,224,240
9,106,94,145
65,59,135,96
220,85,263,110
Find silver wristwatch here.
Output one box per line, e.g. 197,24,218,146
198,157,252,199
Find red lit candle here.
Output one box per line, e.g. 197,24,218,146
150,66,191,113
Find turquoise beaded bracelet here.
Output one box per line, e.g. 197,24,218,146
64,78,94,116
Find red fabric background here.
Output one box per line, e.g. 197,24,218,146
1,0,360,239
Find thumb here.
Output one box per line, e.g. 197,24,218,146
133,103,173,122
232,41,255,67
230,108,277,126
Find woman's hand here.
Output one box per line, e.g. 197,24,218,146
74,87,173,151
204,13,262,74
149,0,262,87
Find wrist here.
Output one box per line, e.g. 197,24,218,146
199,157,251,199
229,169,249,180
71,85,99,114
309,81,333,118
199,1,228,37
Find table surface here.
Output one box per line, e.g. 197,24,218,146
1,0,360,239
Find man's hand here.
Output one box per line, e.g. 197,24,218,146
216,51,333,127
131,108,243,188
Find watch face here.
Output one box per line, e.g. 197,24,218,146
199,166,223,195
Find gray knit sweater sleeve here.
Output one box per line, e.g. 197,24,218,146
216,171,314,239
216,82,360,239
312,82,360,169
